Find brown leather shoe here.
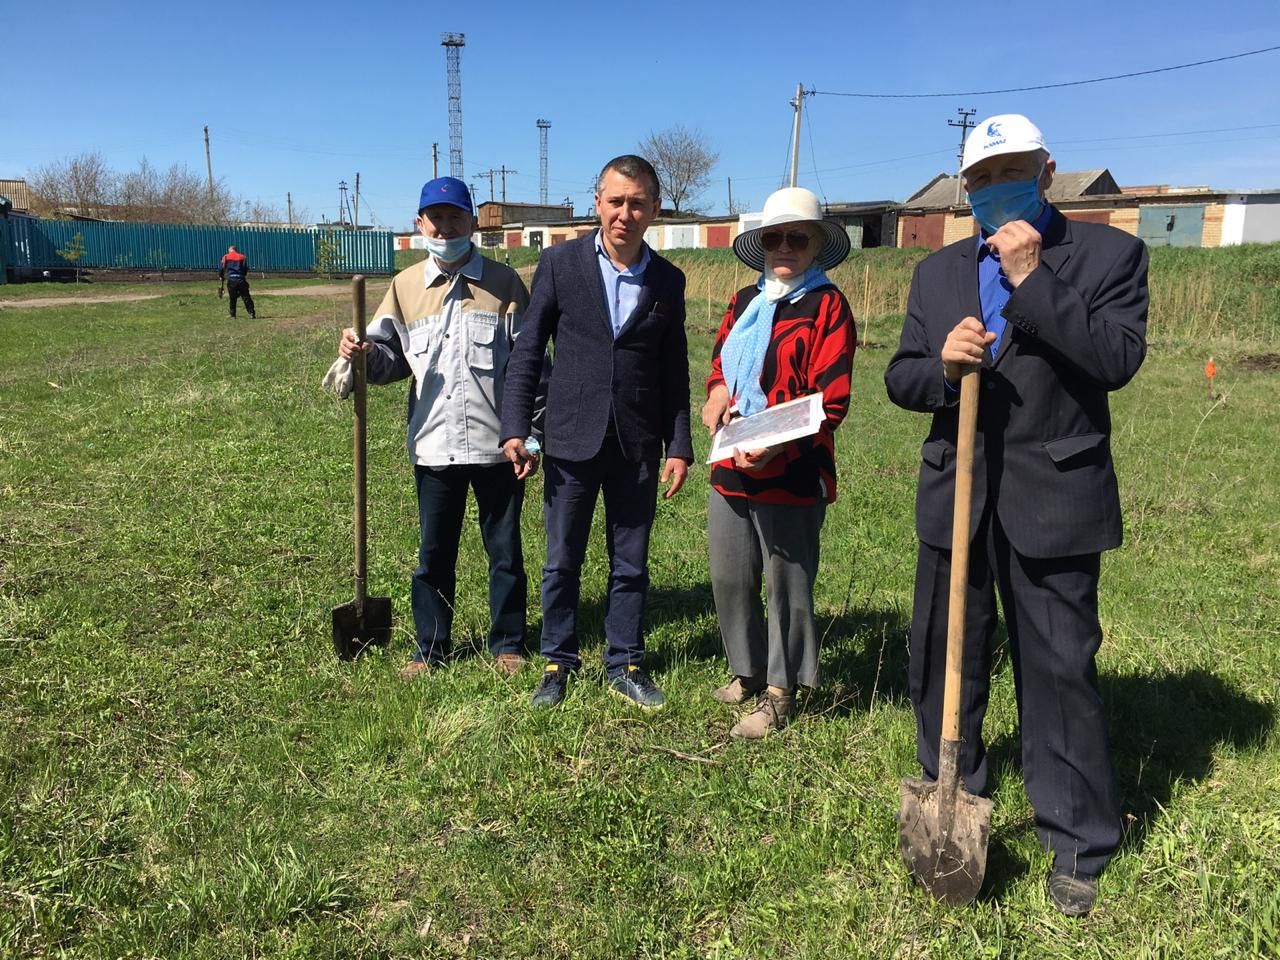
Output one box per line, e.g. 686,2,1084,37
713,676,766,704
494,653,528,676
398,659,432,681
730,688,795,739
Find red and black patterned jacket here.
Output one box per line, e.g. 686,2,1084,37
706,284,856,505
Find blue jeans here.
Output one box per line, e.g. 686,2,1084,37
540,439,658,675
411,462,526,663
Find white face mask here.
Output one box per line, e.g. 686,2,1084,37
425,235,472,263
762,268,804,303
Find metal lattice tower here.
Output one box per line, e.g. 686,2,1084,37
441,33,466,178
536,119,551,205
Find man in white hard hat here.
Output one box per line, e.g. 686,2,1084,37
886,114,1149,916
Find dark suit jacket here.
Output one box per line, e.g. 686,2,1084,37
885,207,1148,559
500,230,694,463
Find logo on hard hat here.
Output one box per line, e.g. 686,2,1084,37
986,122,1002,137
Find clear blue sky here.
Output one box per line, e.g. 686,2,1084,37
4,0,1277,229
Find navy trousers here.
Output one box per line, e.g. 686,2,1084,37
539,438,658,676
909,507,1122,878
411,462,526,664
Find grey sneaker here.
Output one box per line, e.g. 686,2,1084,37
1048,872,1098,917
712,676,765,704
530,664,570,708
730,689,795,739
608,665,665,710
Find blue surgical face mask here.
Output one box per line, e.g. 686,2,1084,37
967,169,1044,235
425,234,472,263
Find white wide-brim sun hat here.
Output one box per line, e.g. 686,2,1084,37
732,187,851,272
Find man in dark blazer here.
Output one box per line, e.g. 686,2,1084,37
501,154,693,710
885,115,1148,916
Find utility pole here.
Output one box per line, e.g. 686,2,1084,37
727,177,734,215
478,169,497,202
499,166,517,203
203,125,215,213
432,143,439,179
354,172,360,229
537,119,551,205
338,180,350,227
948,107,978,204
441,33,466,177
788,84,808,188
287,192,293,227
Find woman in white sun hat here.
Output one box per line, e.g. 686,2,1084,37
701,186,857,739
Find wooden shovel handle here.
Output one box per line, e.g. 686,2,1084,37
352,275,368,609
941,371,979,743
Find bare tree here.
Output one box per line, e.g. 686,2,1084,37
29,153,239,223
240,200,286,225
637,125,719,215
28,152,115,218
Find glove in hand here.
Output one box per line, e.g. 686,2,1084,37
321,357,354,400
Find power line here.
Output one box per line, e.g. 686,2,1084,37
803,102,827,204
1056,122,1280,146
811,44,1280,99
729,121,1280,184
780,113,796,189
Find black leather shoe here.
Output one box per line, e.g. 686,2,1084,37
608,665,665,710
1048,872,1098,917
530,664,569,708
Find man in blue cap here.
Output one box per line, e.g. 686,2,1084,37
327,177,539,679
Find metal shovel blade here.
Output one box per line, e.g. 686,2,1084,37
899,743,994,905
331,596,393,660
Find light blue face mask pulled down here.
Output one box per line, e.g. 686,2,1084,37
425,234,472,263
968,174,1044,235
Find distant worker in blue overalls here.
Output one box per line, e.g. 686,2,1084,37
219,245,256,319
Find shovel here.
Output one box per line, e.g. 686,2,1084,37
899,369,993,904
332,275,393,659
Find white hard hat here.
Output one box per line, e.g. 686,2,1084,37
961,114,1048,173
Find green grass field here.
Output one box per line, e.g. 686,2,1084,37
1,268,1278,958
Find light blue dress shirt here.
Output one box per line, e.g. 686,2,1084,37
976,202,1055,356
595,230,649,338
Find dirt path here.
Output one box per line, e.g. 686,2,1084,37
0,282,389,310
0,293,163,309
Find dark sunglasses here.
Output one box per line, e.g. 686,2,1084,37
760,230,812,252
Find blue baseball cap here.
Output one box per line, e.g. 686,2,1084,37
418,177,473,215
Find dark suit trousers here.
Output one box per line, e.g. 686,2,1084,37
540,437,658,675
909,508,1121,878
411,463,526,664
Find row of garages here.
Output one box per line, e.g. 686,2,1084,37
897,172,1280,249
388,173,1280,254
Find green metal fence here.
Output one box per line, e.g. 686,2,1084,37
2,217,393,276
0,214,9,285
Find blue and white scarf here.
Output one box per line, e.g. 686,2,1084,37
720,264,830,416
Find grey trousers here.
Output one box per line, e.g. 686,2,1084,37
707,489,826,690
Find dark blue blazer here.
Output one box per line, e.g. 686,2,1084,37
500,230,694,463
885,207,1149,559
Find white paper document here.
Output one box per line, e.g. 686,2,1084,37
706,392,825,464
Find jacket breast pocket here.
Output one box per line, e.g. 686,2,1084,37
464,312,500,371
407,318,443,359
